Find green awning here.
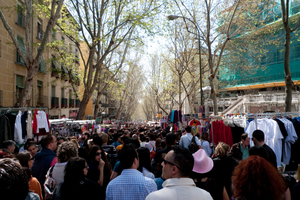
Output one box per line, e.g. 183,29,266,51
52,60,59,69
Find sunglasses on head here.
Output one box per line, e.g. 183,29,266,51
163,158,182,171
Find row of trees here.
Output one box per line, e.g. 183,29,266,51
143,0,300,117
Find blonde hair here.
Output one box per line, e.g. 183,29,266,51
215,142,230,158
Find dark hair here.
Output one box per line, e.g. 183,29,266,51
241,133,248,141
149,133,156,141
252,130,264,142
140,134,146,142
61,157,86,199
137,147,152,173
166,133,175,145
171,146,194,177
57,136,67,143
16,150,32,178
1,140,15,149
119,144,138,169
0,158,29,200
201,132,209,141
185,126,192,133
249,146,270,162
83,131,91,138
232,156,286,200
40,134,54,148
121,136,130,144
24,141,37,150
92,136,103,147
129,138,140,149
57,141,78,163
113,133,122,141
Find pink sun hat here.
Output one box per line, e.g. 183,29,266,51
192,149,214,173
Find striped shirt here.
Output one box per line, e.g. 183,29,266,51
106,169,157,200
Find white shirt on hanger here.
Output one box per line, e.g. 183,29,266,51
36,111,49,133
14,111,23,144
246,118,283,167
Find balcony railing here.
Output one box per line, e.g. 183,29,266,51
36,95,48,107
76,99,80,108
61,98,68,108
51,97,59,108
69,99,75,108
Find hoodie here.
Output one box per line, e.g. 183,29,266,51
31,148,57,188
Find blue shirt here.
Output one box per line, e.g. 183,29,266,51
179,133,201,149
154,177,165,190
106,169,157,200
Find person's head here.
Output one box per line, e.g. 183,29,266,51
129,138,140,149
57,141,78,163
101,133,109,144
87,145,109,168
149,133,156,141
120,135,130,145
70,138,80,148
0,158,29,200
82,131,90,140
232,156,286,200
241,133,250,146
155,138,162,149
132,134,138,139
108,128,114,135
215,142,230,158
185,126,192,134
162,146,194,179
201,132,209,141
63,157,88,184
139,133,146,142
24,141,38,158
1,140,16,154
16,150,33,179
249,146,270,162
92,136,103,147
40,134,57,151
113,133,122,142
166,133,175,146
252,130,265,146
119,144,139,169
137,147,151,172
57,136,67,146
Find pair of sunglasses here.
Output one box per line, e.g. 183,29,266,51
163,158,182,171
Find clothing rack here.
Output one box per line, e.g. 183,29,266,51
0,107,49,114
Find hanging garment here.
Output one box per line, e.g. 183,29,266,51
21,111,28,139
27,110,33,138
32,110,50,134
286,118,300,171
170,110,175,122
5,113,16,138
278,118,298,165
246,118,283,167
173,110,179,123
14,111,23,144
0,114,12,143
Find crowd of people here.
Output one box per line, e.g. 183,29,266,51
0,124,300,200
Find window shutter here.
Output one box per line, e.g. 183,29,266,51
40,56,47,74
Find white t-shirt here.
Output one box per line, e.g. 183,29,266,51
47,162,67,185
246,118,283,167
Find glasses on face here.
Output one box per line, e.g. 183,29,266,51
95,152,101,156
163,158,182,171
85,165,89,169
30,157,34,161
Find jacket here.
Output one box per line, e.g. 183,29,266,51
228,142,249,163
31,148,57,188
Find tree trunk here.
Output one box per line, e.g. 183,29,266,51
179,74,182,111
284,29,293,112
20,66,35,107
209,75,218,116
115,101,123,120
94,90,101,118
76,90,92,120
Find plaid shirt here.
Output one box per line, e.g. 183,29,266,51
106,169,157,200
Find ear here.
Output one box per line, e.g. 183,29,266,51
171,166,179,175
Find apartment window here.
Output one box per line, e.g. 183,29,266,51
37,81,43,106
39,56,47,74
51,86,56,97
16,36,26,65
17,2,25,27
69,90,72,99
37,19,43,40
16,75,24,105
61,88,64,98
209,107,213,112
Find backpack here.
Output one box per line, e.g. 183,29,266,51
149,142,156,159
188,136,200,153
44,165,58,200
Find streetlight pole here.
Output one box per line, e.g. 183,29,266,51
167,15,203,107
